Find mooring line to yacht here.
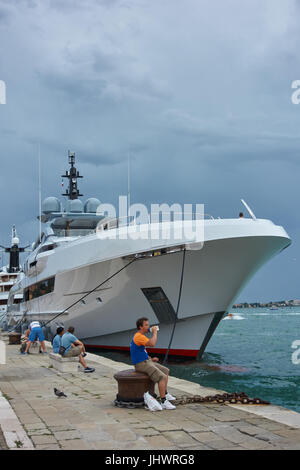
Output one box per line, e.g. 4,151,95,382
162,247,186,365
43,257,137,328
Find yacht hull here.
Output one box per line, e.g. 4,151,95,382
61,235,288,358
7,219,291,358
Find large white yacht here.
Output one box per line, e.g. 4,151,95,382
0,227,25,327
7,153,291,358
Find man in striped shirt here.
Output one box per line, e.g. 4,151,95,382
130,317,176,410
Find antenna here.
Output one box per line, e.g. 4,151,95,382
127,154,131,214
61,151,83,200
38,143,42,242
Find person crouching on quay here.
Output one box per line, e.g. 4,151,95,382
23,321,47,355
130,317,176,410
20,327,42,354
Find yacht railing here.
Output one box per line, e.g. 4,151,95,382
97,213,214,232
41,213,215,237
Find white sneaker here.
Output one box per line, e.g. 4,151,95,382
161,399,176,410
165,392,176,401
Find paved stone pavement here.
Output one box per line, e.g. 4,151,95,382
1,340,300,450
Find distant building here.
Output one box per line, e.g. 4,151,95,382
232,299,300,308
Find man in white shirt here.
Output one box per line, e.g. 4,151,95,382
23,321,47,355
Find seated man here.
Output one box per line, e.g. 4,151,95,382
52,326,64,354
130,317,176,410
61,326,95,373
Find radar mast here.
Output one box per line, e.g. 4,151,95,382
0,226,27,273
61,151,83,200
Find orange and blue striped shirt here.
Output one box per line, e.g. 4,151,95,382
130,332,149,365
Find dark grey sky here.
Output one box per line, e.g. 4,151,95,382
0,0,299,302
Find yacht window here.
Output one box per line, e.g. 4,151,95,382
24,276,55,301
51,216,104,238
37,243,57,254
52,228,96,237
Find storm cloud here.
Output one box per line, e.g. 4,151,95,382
0,0,300,301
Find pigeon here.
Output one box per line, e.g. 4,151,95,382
54,387,67,398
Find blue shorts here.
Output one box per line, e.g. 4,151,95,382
29,327,44,342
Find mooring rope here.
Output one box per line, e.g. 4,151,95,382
43,257,137,328
163,248,186,365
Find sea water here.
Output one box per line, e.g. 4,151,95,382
94,307,300,413
170,307,300,413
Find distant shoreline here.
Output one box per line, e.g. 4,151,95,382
233,300,300,308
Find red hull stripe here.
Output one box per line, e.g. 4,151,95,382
84,344,199,358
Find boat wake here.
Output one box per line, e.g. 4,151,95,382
223,314,245,320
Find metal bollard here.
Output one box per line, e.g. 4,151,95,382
8,332,21,345
113,369,155,407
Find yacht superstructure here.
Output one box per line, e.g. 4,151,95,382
7,153,291,358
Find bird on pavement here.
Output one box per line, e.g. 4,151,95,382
54,387,67,398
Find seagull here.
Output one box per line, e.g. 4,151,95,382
54,387,67,398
